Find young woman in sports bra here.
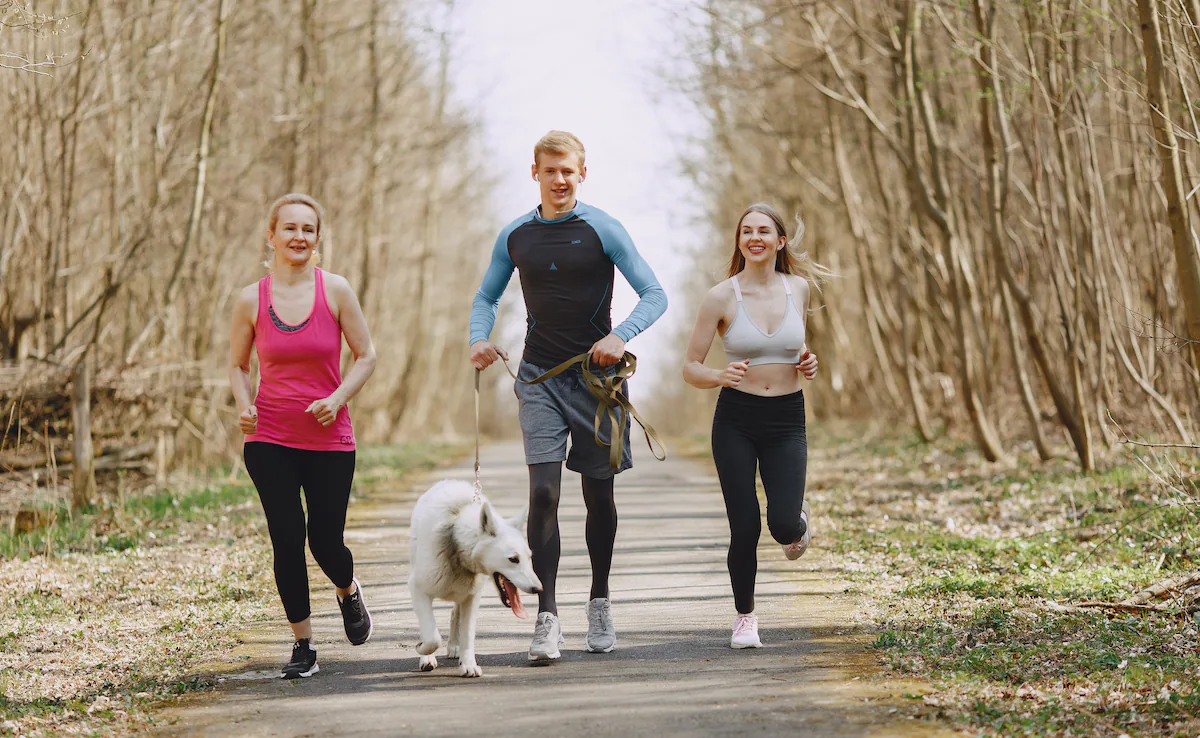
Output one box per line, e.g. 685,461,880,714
682,202,832,649
228,193,378,678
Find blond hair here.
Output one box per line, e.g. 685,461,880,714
264,193,325,268
727,203,835,291
533,130,586,167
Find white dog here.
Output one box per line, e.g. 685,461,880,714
408,479,542,677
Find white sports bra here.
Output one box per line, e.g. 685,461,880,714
720,273,807,366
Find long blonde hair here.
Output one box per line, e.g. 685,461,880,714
727,203,833,290
264,193,326,268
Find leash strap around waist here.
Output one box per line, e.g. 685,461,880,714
474,351,667,474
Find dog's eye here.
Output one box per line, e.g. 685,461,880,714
508,555,520,564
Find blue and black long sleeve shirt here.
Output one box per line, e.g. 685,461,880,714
469,201,668,369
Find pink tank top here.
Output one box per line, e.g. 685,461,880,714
245,268,355,451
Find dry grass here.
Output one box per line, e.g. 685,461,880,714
0,442,461,737
813,424,1200,738
677,421,1200,737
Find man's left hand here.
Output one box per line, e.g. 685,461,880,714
589,333,626,367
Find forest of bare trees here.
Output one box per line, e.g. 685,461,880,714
0,0,493,514
8,0,1200,524
658,0,1200,471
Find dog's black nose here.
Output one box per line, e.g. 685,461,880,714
531,587,542,594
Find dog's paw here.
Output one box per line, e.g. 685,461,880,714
416,635,442,656
458,658,481,678
418,654,438,672
446,643,459,659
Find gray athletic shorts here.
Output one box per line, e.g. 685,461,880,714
514,359,633,479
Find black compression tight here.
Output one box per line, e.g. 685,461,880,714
711,388,808,615
527,462,618,614
243,442,356,624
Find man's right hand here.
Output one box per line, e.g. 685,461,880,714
470,340,509,370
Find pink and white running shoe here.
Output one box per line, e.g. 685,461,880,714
730,612,762,649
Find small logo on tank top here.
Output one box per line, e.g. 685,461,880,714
340,435,354,445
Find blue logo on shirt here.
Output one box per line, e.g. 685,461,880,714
549,263,558,271
571,239,582,244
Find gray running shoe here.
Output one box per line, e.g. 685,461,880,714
528,611,563,662
586,598,616,653
783,499,811,561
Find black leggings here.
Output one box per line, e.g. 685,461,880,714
711,388,807,615
527,462,617,615
243,442,356,624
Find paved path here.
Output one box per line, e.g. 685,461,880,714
160,442,957,737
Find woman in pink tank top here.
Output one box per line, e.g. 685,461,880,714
228,193,377,679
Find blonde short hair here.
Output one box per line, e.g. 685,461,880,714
267,193,325,237
264,193,325,268
533,130,586,167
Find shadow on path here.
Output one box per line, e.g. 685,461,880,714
157,442,959,738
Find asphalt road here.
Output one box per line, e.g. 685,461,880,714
158,441,957,738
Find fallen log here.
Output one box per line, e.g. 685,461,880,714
1045,599,1199,615
1122,572,1200,606
1,442,154,472
1045,580,1200,616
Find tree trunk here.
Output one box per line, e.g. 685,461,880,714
390,0,454,429
903,0,1007,462
70,357,96,509
1138,0,1200,371
971,0,1052,460
357,0,381,314
826,96,904,408
125,0,230,364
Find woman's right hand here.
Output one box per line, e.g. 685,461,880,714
239,405,258,435
718,360,750,387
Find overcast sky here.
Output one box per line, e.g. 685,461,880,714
443,0,709,390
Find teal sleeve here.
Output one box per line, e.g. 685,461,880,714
586,211,668,343
468,227,518,345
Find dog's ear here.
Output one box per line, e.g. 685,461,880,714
508,505,529,532
480,501,499,537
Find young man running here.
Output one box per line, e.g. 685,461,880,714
468,131,667,662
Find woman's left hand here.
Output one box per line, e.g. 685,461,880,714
796,349,818,380
306,394,345,426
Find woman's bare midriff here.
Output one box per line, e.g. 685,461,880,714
735,363,803,397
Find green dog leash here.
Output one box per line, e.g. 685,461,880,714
473,351,667,491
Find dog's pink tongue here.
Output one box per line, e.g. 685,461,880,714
504,578,528,619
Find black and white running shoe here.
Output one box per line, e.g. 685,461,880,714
338,577,373,646
282,639,319,679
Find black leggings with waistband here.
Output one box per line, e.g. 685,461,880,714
244,441,356,624
711,387,807,615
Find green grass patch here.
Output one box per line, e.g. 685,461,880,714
0,441,463,561
811,429,1200,737
0,441,463,736
0,481,261,560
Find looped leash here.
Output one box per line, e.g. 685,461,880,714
473,369,484,501
472,351,666,491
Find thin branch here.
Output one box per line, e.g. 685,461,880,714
0,51,66,76
1121,438,1200,450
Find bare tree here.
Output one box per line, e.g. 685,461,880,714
656,0,1200,466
